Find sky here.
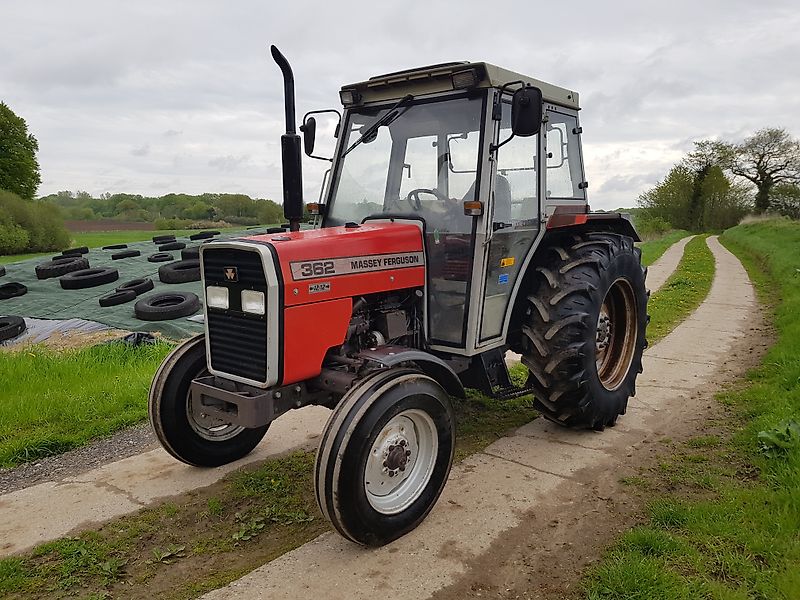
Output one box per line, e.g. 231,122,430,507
2,0,799,210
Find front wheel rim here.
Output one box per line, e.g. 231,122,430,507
185,374,245,442
364,409,438,515
595,278,638,391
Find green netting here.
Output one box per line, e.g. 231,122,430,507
0,229,273,340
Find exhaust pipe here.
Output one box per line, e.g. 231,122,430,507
270,45,303,232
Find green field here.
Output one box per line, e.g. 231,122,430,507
0,229,220,265
583,219,800,600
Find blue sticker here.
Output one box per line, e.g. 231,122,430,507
498,273,509,284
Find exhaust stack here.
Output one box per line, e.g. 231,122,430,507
270,45,303,232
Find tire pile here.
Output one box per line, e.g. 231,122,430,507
0,230,223,342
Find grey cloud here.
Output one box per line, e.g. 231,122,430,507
163,129,183,137
130,144,150,157
208,155,251,172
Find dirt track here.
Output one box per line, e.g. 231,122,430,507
200,236,757,599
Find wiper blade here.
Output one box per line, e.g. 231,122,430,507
342,94,414,157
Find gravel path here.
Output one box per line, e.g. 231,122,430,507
0,425,157,495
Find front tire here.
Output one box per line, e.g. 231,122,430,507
148,335,269,466
315,368,455,546
515,232,648,429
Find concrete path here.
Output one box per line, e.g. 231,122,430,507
0,233,712,557
0,407,331,556
202,236,754,600
645,234,694,293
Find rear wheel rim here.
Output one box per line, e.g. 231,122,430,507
596,278,638,391
364,409,438,515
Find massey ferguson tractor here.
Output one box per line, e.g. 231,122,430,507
149,46,648,546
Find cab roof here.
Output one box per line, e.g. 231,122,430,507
340,61,579,110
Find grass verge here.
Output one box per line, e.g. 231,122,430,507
645,234,714,344
0,342,172,468
638,229,690,267
0,372,537,599
582,219,800,600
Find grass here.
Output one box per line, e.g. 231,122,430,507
0,342,172,468
645,234,715,343
638,229,691,267
583,218,800,600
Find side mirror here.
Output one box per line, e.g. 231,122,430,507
511,86,543,137
300,109,342,162
300,116,316,156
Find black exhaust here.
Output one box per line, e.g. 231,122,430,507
270,45,303,232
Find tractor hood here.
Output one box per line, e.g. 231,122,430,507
242,222,426,307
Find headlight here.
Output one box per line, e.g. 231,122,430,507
206,286,229,310
241,290,265,315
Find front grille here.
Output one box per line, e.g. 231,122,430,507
203,247,269,383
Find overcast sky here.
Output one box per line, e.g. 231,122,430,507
3,0,798,209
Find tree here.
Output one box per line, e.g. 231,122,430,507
637,161,750,232
769,183,800,219
721,128,800,213
0,102,41,200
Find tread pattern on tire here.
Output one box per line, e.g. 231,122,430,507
99,289,137,307
111,250,141,260
59,267,119,290
135,291,201,321
148,252,174,263
35,256,89,279
0,315,26,341
116,277,155,296
515,232,648,430
0,282,28,299
158,259,200,284
158,241,186,251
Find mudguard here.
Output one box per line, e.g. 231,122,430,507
356,346,466,398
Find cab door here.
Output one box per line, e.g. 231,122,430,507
476,94,542,345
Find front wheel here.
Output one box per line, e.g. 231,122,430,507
148,335,269,466
315,368,455,546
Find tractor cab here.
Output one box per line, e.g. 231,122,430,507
309,62,588,353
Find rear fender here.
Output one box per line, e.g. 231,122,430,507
356,346,466,398
546,212,640,241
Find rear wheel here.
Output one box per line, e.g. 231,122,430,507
149,335,269,466
315,368,455,546
515,232,648,429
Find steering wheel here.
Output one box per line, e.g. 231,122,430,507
405,188,451,211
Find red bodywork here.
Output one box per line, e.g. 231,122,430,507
243,223,425,385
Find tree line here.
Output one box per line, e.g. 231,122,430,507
42,190,285,229
637,127,800,235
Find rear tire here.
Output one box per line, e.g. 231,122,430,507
315,368,455,546
515,232,648,429
149,335,269,466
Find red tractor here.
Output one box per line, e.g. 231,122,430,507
149,47,648,546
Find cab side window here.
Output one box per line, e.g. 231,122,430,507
545,111,585,200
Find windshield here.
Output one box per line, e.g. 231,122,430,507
325,94,484,234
